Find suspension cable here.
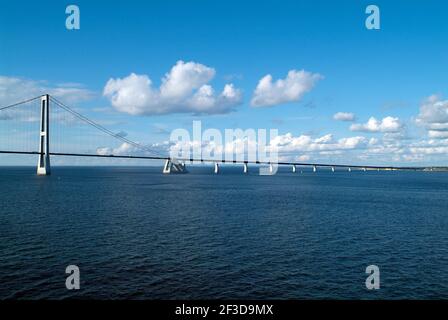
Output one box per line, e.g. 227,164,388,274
49,96,167,158
0,95,43,111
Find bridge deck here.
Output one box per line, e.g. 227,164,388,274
0,150,426,170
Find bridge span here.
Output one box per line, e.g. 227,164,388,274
0,94,429,175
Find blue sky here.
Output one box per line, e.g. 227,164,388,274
1,0,448,166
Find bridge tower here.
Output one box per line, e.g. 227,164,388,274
37,94,51,175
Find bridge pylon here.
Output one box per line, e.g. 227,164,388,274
37,94,51,175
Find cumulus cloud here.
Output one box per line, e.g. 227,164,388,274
358,133,448,164
166,131,371,165
416,95,448,138
267,133,368,153
409,145,448,155
0,75,94,106
408,138,448,155
416,95,448,124
169,135,258,160
96,142,137,156
428,131,448,139
350,116,402,133
250,69,322,107
296,155,311,161
103,61,243,115
100,132,448,166
333,112,355,121
96,141,169,157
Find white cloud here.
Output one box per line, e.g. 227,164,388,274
264,133,368,153
315,134,333,144
166,132,368,163
0,75,94,106
350,116,402,133
97,142,137,156
416,95,448,124
168,134,364,166
428,130,448,139
160,60,215,100
296,155,311,161
103,61,242,115
333,112,355,121
416,95,448,138
96,141,168,157
357,133,448,164
250,69,322,107
99,132,448,166
409,145,448,155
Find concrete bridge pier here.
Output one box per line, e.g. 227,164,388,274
313,165,317,173
163,159,187,174
292,165,296,173
243,162,248,174
214,162,220,174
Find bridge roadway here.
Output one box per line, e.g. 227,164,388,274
0,150,425,171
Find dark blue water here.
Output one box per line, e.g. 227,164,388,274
1,166,448,299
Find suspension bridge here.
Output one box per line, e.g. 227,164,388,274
0,94,427,175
